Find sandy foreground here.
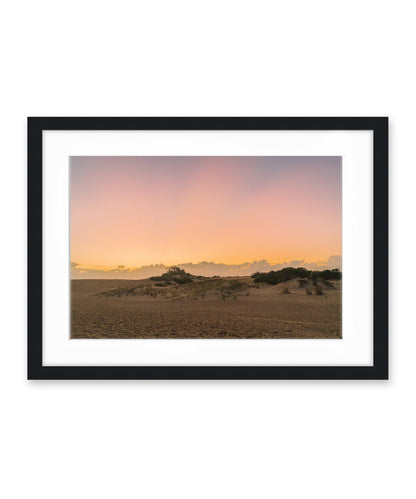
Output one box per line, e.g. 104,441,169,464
71,277,341,339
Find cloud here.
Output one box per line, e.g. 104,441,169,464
71,256,342,279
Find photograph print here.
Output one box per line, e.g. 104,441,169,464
70,155,342,340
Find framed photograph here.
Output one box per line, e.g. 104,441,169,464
28,117,388,379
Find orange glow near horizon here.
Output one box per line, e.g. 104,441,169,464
70,156,341,268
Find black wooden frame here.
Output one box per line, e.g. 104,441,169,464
27,117,388,380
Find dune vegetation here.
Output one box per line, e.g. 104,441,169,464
93,266,341,301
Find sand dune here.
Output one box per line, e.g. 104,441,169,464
71,276,341,339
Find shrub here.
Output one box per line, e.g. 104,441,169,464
150,266,194,284
311,269,342,281
253,267,341,285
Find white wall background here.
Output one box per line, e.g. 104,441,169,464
0,1,413,498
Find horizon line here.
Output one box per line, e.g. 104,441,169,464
71,256,342,270
71,255,342,279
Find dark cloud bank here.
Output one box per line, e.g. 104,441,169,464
71,256,341,279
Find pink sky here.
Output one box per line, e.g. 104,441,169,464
70,156,341,269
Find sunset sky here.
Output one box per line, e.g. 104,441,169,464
70,156,341,269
